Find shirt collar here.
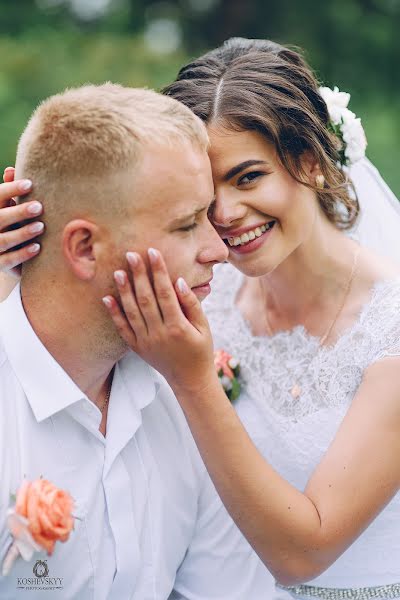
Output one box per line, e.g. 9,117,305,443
0,284,87,421
0,285,159,423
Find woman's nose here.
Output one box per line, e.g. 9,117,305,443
211,192,247,228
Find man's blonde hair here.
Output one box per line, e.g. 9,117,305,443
15,83,209,230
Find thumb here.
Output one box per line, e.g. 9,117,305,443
175,277,208,332
3,167,15,183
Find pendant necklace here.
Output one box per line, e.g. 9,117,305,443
263,247,361,399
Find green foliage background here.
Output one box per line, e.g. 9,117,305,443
0,0,399,194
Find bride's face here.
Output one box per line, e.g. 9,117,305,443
207,126,322,277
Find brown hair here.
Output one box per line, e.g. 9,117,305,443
164,37,359,229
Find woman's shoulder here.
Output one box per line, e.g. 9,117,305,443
345,249,400,363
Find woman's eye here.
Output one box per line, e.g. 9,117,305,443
238,171,263,186
179,223,198,232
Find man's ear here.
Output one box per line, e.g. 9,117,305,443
62,220,101,281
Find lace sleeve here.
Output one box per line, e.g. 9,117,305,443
354,278,400,365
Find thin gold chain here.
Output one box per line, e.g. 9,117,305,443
264,246,361,345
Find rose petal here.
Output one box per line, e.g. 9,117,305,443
15,480,30,518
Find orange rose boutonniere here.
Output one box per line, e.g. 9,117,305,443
214,349,241,401
2,478,75,576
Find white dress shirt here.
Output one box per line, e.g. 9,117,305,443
0,286,273,599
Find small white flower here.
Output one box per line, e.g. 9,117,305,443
341,114,368,165
319,85,367,166
319,85,350,125
220,375,233,391
228,357,239,369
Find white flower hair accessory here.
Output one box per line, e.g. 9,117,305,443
319,85,367,166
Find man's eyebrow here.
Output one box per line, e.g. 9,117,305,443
223,159,269,182
169,204,211,227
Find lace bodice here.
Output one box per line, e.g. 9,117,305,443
204,263,400,588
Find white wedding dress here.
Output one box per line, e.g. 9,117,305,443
203,160,400,598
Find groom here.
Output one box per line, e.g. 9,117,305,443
0,84,272,598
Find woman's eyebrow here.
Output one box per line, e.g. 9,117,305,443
223,159,269,182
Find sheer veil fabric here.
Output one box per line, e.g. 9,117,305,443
348,158,400,262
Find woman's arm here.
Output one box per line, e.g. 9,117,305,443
170,358,400,584
104,250,400,584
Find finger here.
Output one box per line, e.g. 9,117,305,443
0,179,33,207
0,221,44,253
175,277,208,332
3,167,15,183
0,243,41,273
102,295,138,350
125,252,163,329
113,268,148,339
0,200,43,232
147,248,183,323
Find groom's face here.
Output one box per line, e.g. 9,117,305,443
115,140,228,300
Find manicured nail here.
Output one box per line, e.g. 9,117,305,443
114,270,126,285
28,222,44,234
19,179,32,192
102,297,112,309
177,277,190,294
126,252,139,267
148,248,159,264
27,201,42,216
27,243,40,254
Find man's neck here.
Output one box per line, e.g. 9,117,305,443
20,279,124,405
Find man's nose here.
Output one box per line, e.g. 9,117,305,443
198,224,229,264
212,191,247,228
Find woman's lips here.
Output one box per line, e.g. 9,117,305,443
228,222,275,255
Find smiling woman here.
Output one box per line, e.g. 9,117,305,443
152,36,400,597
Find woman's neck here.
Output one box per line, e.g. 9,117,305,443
240,223,362,337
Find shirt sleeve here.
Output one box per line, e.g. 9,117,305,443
170,469,274,600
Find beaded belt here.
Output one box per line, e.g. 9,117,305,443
277,583,400,600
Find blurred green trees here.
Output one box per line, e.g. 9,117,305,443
0,0,398,193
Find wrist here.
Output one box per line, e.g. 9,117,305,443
170,370,221,402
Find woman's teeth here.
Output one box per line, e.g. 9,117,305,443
227,222,275,247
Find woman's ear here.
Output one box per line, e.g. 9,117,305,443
301,151,321,181
62,219,101,281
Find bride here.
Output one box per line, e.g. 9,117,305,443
1,37,400,598
104,38,400,597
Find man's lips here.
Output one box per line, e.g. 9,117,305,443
192,277,213,289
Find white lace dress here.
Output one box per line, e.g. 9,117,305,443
204,262,400,598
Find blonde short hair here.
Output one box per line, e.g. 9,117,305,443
15,83,209,228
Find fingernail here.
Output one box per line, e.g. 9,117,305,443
177,277,190,294
114,270,126,285
19,179,32,192
102,297,112,309
126,252,139,267
27,243,40,254
28,221,44,234
27,201,42,216
148,248,159,263
4,167,14,172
